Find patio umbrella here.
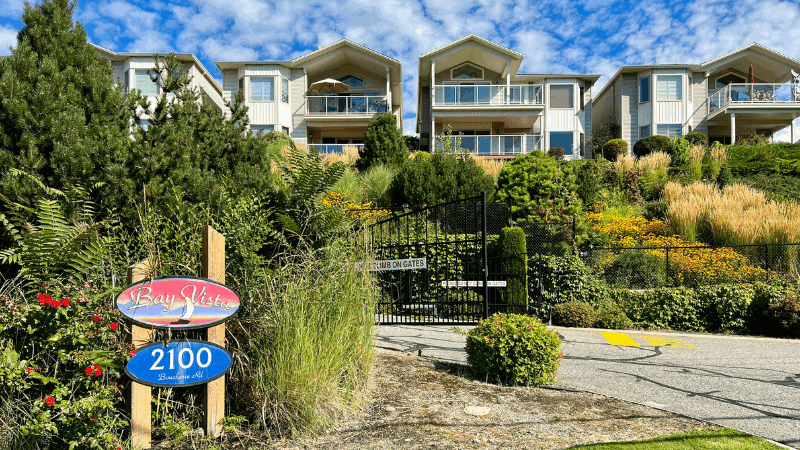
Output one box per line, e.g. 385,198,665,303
749,64,755,100
308,78,350,94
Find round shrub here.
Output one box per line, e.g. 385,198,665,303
465,314,561,386
595,300,634,329
410,151,431,162
547,146,565,161
633,135,671,157
760,291,800,338
684,132,708,147
552,301,598,328
602,139,629,161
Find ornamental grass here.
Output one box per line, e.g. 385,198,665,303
637,151,671,174
323,145,360,167
468,153,505,179
688,145,705,181
709,142,728,179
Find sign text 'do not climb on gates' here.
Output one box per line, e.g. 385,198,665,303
116,276,240,330
355,257,427,272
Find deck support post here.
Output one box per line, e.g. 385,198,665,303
731,112,736,145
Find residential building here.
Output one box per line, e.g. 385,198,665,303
93,44,226,118
416,35,599,160
215,39,403,153
592,43,800,150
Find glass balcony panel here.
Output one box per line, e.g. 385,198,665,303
350,96,366,113
460,136,476,152
444,86,456,104
477,86,491,104
459,86,475,104
477,136,492,155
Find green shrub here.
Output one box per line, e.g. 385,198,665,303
695,284,755,333
357,113,408,171
361,164,396,206
410,151,431,162
390,152,494,206
602,250,667,289
614,287,706,331
465,314,561,386
637,170,669,201
591,121,621,155
668,136,691,166
332,169,365,203
499,227,528,307
552,302,598,328
633,135,671,158
602,139,629,161
548,146,566,161
495,151,582,225
684,132,708,147
574,159,606,209
644,200,668,220
595,299,634,329
528,255,609,317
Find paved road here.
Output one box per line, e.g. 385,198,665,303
376,325,800,448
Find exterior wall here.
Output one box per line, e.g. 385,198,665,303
652,69,688,133
691,72,709,136
544,78,581,159
591,80,615,142
290,68,307,143
583,83,592,157
621,75,638,152
637,70,652,138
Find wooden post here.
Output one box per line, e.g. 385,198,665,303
202,226,226,437
127,259,153,449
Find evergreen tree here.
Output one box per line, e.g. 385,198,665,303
0,0,131,209
357,112,407,171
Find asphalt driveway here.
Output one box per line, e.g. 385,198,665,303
376,325,800,448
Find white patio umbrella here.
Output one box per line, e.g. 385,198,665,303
308,78,350,94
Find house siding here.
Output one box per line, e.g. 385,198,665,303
621,75,638,150
691,72,709,136
290,68,306,143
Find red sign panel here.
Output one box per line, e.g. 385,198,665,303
116,277,240,329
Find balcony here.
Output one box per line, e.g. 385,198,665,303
434,134,541,156
709,83,800,114
433,85,543,107
307,143,364,154
306,96,389,116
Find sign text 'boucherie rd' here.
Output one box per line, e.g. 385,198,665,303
117,277,240,388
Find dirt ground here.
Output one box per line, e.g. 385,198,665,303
222,348,716,450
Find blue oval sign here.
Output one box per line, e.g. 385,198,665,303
125,340,231,388
116,277,240,330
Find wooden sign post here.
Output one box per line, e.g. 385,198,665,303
202,226,226,438
127,259,153,449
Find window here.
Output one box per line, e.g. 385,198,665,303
451,63,483,80
716,73,746,89
550,131,574,156
136,70,159,95
339,75,363,88
657,75,682,101
251,124,274,135
250,77,274,101
282,126,289,134
579,133,585,157
657,124,682,138
281,78,289,103
141,119,150,131
640,125,650,139
579,86,585,110
549,85,574,109
640,76,650,103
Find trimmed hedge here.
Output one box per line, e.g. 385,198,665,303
499,227,528,307
552,301,597,328
528,255,610,316
633,135,671,157
602,139,629,161
684,132,708,147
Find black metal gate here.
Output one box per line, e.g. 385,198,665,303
365,193,523,324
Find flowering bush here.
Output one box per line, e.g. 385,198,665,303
0,281,130,449
321,191,392,224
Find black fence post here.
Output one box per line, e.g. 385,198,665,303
665,247,671,287
482,192,489,320
765,244,770,282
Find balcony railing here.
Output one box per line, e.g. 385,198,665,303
307,143,365,154
709,83,800,113
306,96,388,115
434,134,541,156
433,85,543,106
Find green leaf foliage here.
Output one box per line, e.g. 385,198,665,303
632,135,671,158
498,227,527,306
390,152,495,206
602,139,628,161
551,301,597,327
466,314,561,386
527,255,609,317
357,113,407,171
495,151,582,224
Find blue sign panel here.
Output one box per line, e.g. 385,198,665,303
126,340,231,388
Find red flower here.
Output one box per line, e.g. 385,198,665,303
60,298,70,307
50,301,60,310
93,365,102,377
129,350,136,357
25,367,35,374
92,315,101,323
109,323,119,331
45,396,55,407
85,366,94,376
89,412,98,421
37,294,47,306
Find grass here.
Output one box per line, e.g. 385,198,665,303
468,153,505,179
688,145,705,181
637,151,671,174
565,428,784,449
361,164,396,205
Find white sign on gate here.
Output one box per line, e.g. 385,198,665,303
355,257,427,272
440,280,507,288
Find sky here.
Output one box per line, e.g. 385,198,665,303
1,0,800,140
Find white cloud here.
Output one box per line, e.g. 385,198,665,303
0,0,24,18
0,24,16,55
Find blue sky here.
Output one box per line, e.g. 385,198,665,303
1,0,800,140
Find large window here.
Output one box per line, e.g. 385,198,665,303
251,124,274,135
339,75,363,88
550,131,574,156
657,75,682,101
136,70,159,95
451,63,483,80
716,73,746,88
549,85,574,109
640,124,650,139
251,77,274,101
281,78,289,103
640,76,650,103
657,124,682,138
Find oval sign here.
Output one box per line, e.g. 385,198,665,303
116,276,240,329
126,340,231,388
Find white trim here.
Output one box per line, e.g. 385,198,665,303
450,62,485,81
714,71,747,88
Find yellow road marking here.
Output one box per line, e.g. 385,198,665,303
601,332,640,347
642,336,697,348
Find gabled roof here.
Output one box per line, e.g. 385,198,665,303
419,34,523,61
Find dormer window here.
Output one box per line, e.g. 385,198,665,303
451,63,483,80
715,72,746,88
339,75,364,88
